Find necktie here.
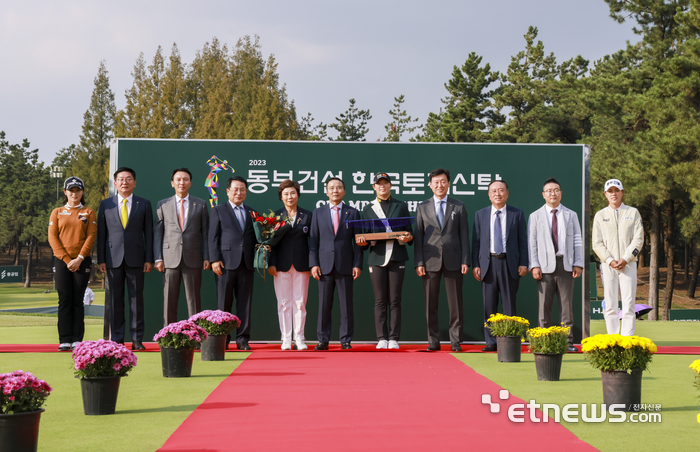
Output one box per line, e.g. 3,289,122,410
120,199,128,228
551,208,559,253
437,200,445,228
332,206,340,235
179,199,186,231
236,206,245,230
494,210,503,254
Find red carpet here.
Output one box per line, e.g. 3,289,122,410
1,343,698,354
158,350,595,452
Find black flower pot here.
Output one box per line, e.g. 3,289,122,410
201,334,227,361
161,346,195,377
496,336,522,362
533,353,563,381
0,409,44,452
80,376,121,415
601,369,643,411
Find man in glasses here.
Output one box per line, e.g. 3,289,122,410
472,179,528,352
527,177,583,352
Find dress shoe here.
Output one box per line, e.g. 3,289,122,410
237,342,251,351
71,341,81,350
58,343,71,351
427,343,441,351
376,339,388,349
132,341,145,351
451,343,462,352
295,340,308,350
482,344,497,352
281,341,292,350
567,345,578,353
388,340,400,350
314,342,329,350
341,342,352,350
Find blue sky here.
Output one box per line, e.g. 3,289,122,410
0,1,637,164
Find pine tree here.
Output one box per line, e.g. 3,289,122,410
330,99,372,141
383,95,420,142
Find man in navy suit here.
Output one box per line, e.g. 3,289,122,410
209,176,257,350
309,177,363,350
97,167,154,350
472,180,528,351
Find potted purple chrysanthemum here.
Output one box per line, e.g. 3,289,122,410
0,371,52,452
72,340,138,415
154,320,208,378
189,310,241,361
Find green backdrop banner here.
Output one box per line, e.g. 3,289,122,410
110,139,589,343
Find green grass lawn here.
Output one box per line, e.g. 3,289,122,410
0,282,104,309
456,320,700,452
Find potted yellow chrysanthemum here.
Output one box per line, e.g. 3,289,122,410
581,334,657,412
527,325,570,381
690,359,700,401
485,314,530,363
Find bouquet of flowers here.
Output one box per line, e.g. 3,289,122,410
189,310,241,336
485,313,530,339
154,320,208,349
526,325,570,354
690,359,700,399
72,340,138,378
250,210,292,276
581,334,657,372
0,370,52,414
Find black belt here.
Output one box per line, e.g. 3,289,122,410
490,253,507,259
556,255,564,261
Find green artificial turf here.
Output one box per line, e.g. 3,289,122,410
1,352,247,452
456,321,700,452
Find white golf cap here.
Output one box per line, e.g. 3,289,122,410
604,179,623,191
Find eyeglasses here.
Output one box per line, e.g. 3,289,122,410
544,189,561,194
116,178,134,183
489,188,507,194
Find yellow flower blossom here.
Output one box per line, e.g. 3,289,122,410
690,359,700,374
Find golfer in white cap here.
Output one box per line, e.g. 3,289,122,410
592,179,644,335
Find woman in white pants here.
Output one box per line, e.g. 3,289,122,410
268,180,312,350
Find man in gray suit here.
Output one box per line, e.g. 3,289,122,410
154,168,210,326
528,177,583,352
414,168,470,352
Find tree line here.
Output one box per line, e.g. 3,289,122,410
2,0,700,312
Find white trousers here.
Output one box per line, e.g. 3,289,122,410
601,261,637,336
273,265,310,342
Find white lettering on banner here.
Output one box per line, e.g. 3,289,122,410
272,170,293,187
402,173,425,195
321,171,342,185
298,171,318,193
452,173,475,196
1,271,5,279
352,171,373,195
387,173,400,194
407,201,419,212
247,169,270,193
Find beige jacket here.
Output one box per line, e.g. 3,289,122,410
592,203,644,265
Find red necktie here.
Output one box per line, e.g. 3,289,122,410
332,206,340,235
179,199,186,230
551,209,559,253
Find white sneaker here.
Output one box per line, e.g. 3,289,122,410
71,341,81,350
388,340,399,349
295,340,308,350
281,341,292,350
376,340,388,349
58,343,71,351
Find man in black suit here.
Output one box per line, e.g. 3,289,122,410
414,168,470,352
209,176,257,350
309,177,363,350
472,180,528,351
97,167,154,350
154,168,210,326
356,172,413,350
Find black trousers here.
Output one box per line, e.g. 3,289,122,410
369,261,405,341
106,263,145,343
317,268,354,344
217,265,254,344
482,256,519,346
54,256,91,343
422,263,464,346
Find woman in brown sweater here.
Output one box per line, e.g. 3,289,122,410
48,177,97,351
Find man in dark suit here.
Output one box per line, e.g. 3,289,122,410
154,168,210,326
414,168,470,352
309,177,363,350
97,167,154,350
356,172,413,350
472,179,528,351
209,176,257,350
